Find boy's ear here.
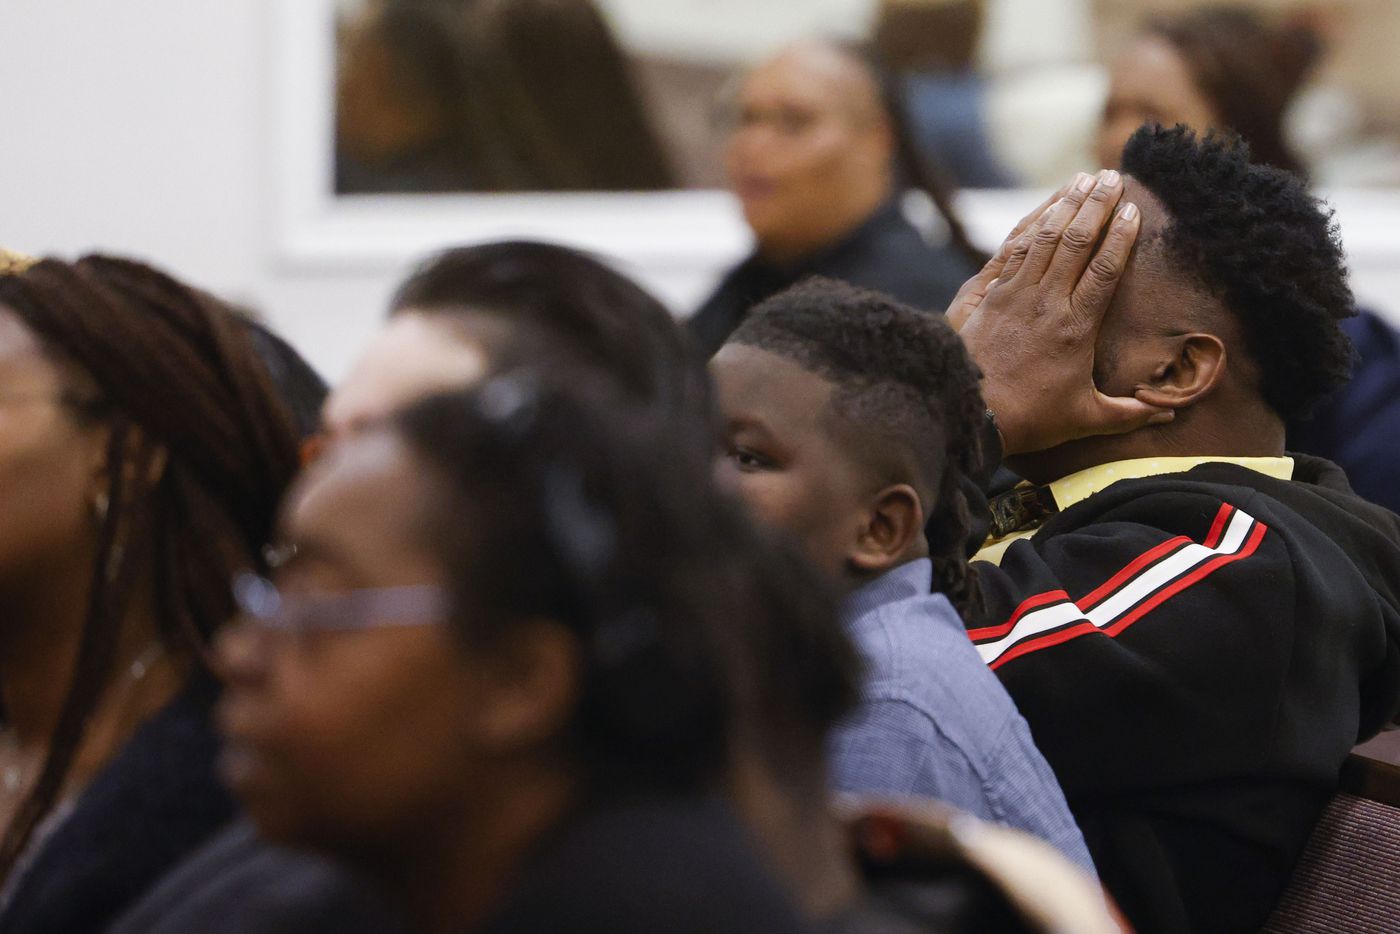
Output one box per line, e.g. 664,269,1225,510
1133,334,1226,411
850,483,924,575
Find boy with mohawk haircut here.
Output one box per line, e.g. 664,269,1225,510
710,277,1093,874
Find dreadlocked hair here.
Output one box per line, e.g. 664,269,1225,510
729,277,988,618
0,256,302,882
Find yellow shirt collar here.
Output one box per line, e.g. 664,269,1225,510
975,455,1295,566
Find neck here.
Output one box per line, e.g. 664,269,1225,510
0,544,182,787
729,752,859,921
387,766,578,934
1011,407,1288,487
757,177,893,268
0,547,97,747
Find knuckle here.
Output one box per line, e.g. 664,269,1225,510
1086,184,1117,204
1087,253,1122,281
1033,224,1064,247
1059,225,1095,252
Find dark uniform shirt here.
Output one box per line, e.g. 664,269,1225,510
688,199,975,359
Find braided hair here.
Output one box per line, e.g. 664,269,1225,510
0,256,301,880
729,277,987,617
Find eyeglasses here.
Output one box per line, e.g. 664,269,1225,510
231,573,449,637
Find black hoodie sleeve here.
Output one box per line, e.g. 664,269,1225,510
967,476,1400,933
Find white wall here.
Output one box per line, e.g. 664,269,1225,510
4,1,1400,385
1,0,401,380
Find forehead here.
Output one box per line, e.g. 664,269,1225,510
1121,177,1169,244
740,43,874,112
323,312,489,436
0,307,47,365
1110,36,1196,95
711,343,837,431
283,430,438,583
0,305,83,390
1107,178,1207,329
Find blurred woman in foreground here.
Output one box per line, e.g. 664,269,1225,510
217,374,823,933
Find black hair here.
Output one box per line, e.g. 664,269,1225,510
394,372,862,793
0,257,302,880
728,277,986,617
1121,125,1354,420
389,240,710,423
243,319,328,441
1146,6,1320,177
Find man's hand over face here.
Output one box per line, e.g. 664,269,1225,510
951,170,1173,457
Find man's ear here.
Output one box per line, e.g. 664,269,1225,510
466,621,580,755
850,483,924,575
1133,333,1226,410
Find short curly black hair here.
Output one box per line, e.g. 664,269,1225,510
728,277,987,616
1121,124,1354,420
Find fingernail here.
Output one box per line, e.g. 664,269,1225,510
1075,172,1095,193
1099,169,1121,187
1118,202,1139,222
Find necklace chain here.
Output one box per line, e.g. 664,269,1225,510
1,639,166,797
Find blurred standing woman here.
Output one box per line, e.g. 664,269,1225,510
217,376,820,934
0,256,302,933
689,39,984,359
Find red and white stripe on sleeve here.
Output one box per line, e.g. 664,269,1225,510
969,503,1268,670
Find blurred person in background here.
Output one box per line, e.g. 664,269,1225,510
335,0,482,193
1097,4,1400,515
324,240,706,440
688,39,984,359
217,374,820,934
1097,5,1316,178
874,0,1017,188
336,0,674,193
0,257,304,934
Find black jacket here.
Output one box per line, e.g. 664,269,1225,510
105,820,401,934
969,456,1400,933
0,681,235,934
687,199,974,359
481,794,814,934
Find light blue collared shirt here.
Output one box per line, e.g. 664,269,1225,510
828,558,1095,875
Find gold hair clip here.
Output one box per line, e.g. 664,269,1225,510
0,250,37,276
